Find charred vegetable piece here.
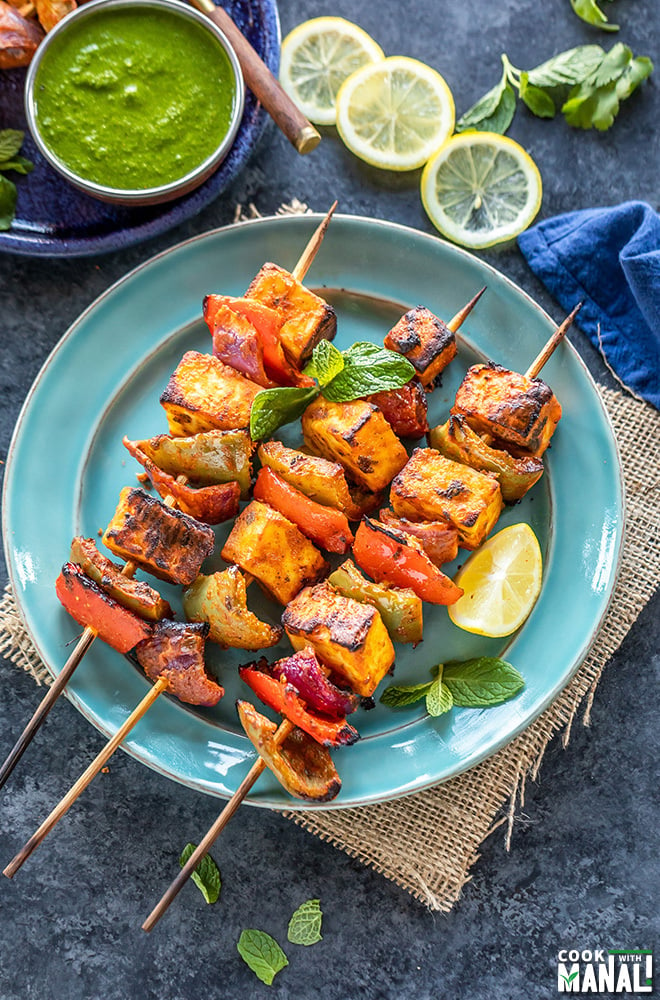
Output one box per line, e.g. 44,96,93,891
123,438,240,524
302,396,408,493
34,0,75,31
103,487,215,586
239,664,359,747
328,559,423,645
367,378,429,438
384,306,457,389
0,2,43,68
135,620,223,707
204,295,313,387
282,580,395,697
353,518,463,606
127,429,253,498
452,362,562,457
391,448,504,550
237,700,341,802
429,415,545,503
56,562,152,653
204,299,275,388
269,648,359,717
183,567,282,650
253,467,353,554
160,350,261,435
378,509,459,567
70,536,172,621
221,500,328,605
246,262,337,368
258,440,381,520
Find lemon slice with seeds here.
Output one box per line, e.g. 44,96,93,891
336,56,455,171
421,132,542,248
449,523,543,637
280,17,384,126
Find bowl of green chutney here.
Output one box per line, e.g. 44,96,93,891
24,0,245,205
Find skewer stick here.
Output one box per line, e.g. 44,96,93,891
525,302,582,379
291,201,337,283
447,286,487,333
142,718,294,933
3,677,169,878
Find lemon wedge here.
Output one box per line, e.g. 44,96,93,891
449,523,543,637
336,56,455,171
421,132,542,248
280,17,384,126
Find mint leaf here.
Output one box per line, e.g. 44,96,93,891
304,340,344,386
179,842,221,904
443,657,524,707
526,46,605,89
0,129,24,162
520,73,557,118
0,175,17,231
322,342,414,402
287,898,323,946
237,929,288,985
249,385,319,441
0,155,34,176
571,0,619,32
425,672,453,717
380,680,433,708
456,60,518,134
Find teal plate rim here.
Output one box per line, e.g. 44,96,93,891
3,214,625,810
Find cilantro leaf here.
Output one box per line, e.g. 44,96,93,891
322,342,414,402
237,929,288,986
179,843,221,904
249,385,319,441
442,657,524,707
0,129,24,162
570,0,619,32
304,340,344,386
0,176,17,231
380,681,433,708
287,899,323,946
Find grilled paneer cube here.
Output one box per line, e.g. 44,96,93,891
391,448,503,550
160,350,261,435
452,362,562,456
221,500,328,605
282,581,395,697
103,487,215,585
302,397,408,493
384,306,457,389
258,440,381,520
245,262,337,368
127,429,254,497
70,537,172,621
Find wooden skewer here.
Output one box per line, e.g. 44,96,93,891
188,0,321,155
525,302,582,379
3,678,169,879
142,718,294,933
291,201,338,283
447,286,487,333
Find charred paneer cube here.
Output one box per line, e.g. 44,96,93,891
245,262,336,368
452,362,562,456
282,581,395,697
302,397,408,493
390,448,503,550
221,500,328,605
160,350,261,435
384,306,457,389
102,487,215,585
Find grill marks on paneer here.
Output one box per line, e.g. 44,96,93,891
384,306,457,389
160,350,261,435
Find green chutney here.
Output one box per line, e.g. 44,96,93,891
34,6,238,190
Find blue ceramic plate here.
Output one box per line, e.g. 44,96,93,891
3,215,624,809
0,0,279,257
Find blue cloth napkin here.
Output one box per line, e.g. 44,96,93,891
518,201,660,409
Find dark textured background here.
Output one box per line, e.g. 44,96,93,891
1,1,658,997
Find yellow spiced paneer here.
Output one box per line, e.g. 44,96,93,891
390,448,503,550
160,351,261,435
384,306,457,389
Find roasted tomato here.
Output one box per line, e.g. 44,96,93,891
367,378,429,438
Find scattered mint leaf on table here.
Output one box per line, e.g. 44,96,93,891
443,657,524,707
456,58,517,134
570,0,619,32
0,176,17,232
237,929,289,985
0,131,33,230
287,898,323,945
0,129,24,162
178,843,221,904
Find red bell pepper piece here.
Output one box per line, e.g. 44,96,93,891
55,562,152,653
253,466,354,554
353,517,464,606
238,664,359,747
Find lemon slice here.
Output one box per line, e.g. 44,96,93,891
280,17,384,126
449,523,543,637
335,56,455,171
421,132,542,248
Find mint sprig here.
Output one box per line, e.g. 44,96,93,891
287,898,323,946
179,842,221,904
381,657,524,713
237,929,289,986
0,130,33,231
320,342,415,402
303,340,344,386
